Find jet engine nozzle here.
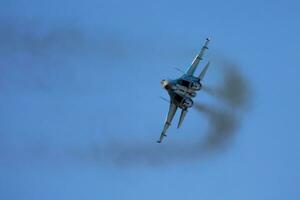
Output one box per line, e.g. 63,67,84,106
182,98,193,108
191,82,202,90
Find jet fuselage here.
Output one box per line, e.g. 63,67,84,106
161,75,202,109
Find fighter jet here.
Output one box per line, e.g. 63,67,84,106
157,37,211,143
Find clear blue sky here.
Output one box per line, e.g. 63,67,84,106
1,0,300,199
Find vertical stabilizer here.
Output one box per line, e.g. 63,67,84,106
177,109,188,128
198,61,210,80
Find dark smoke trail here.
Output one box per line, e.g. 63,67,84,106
193,103,238,152
202,60,252,110
0,17,252,167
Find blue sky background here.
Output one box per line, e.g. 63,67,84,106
1,0,300,199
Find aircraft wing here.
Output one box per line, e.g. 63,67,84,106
157,103,178,143
186,37,210,76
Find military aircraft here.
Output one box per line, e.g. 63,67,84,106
157,37,211,143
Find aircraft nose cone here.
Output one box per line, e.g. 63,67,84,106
160,79,167,88
161,79,172,90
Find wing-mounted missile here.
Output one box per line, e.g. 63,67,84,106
177,109,188,128
198,61,210,80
